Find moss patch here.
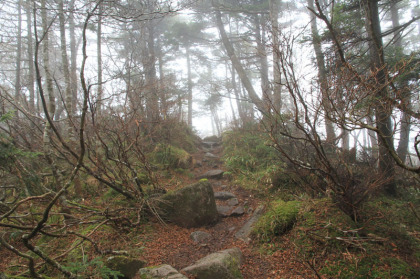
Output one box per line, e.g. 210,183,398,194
149,144,192,169
253,200,300,242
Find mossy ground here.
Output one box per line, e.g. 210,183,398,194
253,200,300,242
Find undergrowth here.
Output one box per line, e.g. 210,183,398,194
223,126,419,278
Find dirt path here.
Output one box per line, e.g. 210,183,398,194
137,141,317,278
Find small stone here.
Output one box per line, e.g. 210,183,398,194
231,206,245,216
217,205,234,217
205,152,218,158
191,231,212,243
198,170,224,180
105,256,146,279
227,198,239,206
214,191,236,200
139,264,187,279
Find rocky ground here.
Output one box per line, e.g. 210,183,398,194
135,140,318,279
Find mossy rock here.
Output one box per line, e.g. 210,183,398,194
150,144,193,169
182,248,243,279
157,180,219,228
253,200,300,242
105,256,146,279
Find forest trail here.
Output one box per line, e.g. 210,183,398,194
136,139,317,279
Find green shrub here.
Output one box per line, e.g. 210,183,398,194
223,130,278,173
253,200,300,242
62,256,123,278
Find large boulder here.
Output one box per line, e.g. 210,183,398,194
139,264,187,279
182,248,243,279
105,256,146,279
157,181,219,228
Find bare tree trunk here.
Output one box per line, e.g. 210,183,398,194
157,37,167,117
186,46,193,128
144,20,159,123
97,2,103,115
69,0,78,115
308,0,335,144
364,0,396,195
41,0,56,134
231,64,245,126
40,0,59,190
225,63,237,126
58,0,72,138
269,0,282,112
391,1,411,162
213,1,268,115
254,14,272,109
26,0,35,113
15,0,22,111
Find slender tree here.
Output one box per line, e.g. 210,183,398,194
58,0,72,138
15,0,22,111
26,0,35,113
97,2,103,115
390,0,411,162
308,0,336,144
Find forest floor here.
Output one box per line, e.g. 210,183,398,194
132,142,318,279
3,140,417,278
0,139,318,278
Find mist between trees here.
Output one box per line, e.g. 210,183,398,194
0,0,419,278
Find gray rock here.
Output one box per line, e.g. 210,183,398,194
182,248,243,279
191,231,212,243
217,205,235,217
198,170,224,180
235,205,265,243
230,206,245,216
105,256,146,279
202,142,215,149
205,152,218,159
139,264,187,279
214,191,236,200
195,161,203,168
157,181,219,228
227,198,239,206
